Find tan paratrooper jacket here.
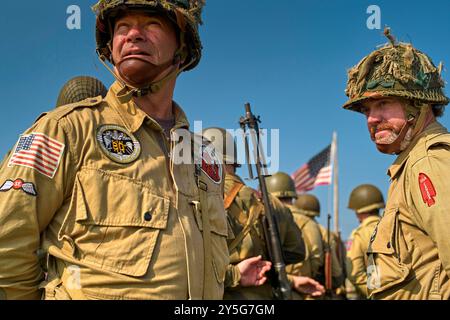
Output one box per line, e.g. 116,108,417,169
346,215,380,299
0,81,230,300
223,172,305,299
367,122,450,300
285,204,324,279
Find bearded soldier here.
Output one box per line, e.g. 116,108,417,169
0,0,231,300
343,28,450,299
345,184,384,299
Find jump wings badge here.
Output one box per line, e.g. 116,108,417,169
97,125,141,164
0,179,37,196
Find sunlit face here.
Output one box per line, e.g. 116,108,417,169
360,97,409,152
111,11,179,86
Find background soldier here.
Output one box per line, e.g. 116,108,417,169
55,76,108,108
265,172,324,299
345,184,384,299
343,28,450,299
294,194,346,298
0,76,108,170
203,127,324,299
0,0,230,300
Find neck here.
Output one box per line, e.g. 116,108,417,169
280,198,292,205
132,78,176,120
225,165,236,175
419,111,436,134
357,212,377,223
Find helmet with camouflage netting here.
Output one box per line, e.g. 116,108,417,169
93,0,205,71
343,27,449,113
347,184,385,214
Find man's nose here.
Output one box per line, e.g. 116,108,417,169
126,26,145,42
367,108,382,126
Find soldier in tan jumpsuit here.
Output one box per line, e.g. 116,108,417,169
203,127,324,299
343,28,450,299
294,194,345,296
0,0,230,300
345,184,384,299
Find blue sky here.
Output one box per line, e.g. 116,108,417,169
1,0,449,240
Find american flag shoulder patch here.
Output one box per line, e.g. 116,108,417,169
7,132,65,179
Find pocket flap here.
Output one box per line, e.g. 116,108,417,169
367,208,398,255
76,168,169,229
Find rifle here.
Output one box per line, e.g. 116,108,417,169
324,214,333,296
239,103,292,300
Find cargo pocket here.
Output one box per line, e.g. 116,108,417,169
58,168,170,277
192,192,229,284
366,208,410,295
208,193,230,284
40,277,72,300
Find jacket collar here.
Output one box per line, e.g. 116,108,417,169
388,121,448,179
106,81,190,134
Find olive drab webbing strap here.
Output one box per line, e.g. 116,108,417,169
224,182,244,210
197,175,214,299
228,200,264,252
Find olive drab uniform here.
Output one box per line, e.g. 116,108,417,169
367,122,450,299
285,204,323,279
346,215,380,298
223,172,305,299
0,81,230,300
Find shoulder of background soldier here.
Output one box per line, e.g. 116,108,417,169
230,183,259,212
33,96,105,124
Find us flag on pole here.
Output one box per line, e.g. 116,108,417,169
292,144,332,193
8,133,65,179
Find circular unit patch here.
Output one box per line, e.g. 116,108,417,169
97,125,141,164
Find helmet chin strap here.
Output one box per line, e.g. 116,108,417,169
375,103,431,155
97,31,192,104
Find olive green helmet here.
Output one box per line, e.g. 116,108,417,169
92,0,205,71
265,172,297,199
56,76,108,108
343,28,449,112
294,194,320,218
202,127,239,166
348,184,385,214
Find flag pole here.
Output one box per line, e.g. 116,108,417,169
331,132,339,234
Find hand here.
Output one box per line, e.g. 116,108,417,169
237,255,272,287
292,276,325,297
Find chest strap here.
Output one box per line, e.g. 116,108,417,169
224,182,244,210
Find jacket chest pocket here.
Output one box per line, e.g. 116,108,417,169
366,208,410,295
58,168,170,277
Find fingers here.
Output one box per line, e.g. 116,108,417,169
246,255,263,264
255,276,267,286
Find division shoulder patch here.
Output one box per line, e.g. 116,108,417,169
8,133,65,179
200,143,222,184
0,179,37,196
96,125,141,164
418,172,437,207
